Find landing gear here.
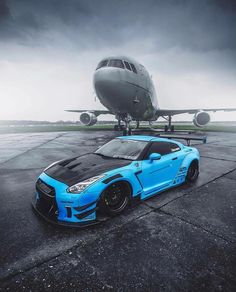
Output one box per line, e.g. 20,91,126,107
114,118,125,131
114,114,132,135
122,115,132,136
114,125,123,131
123,127,132,136
164,116,174,132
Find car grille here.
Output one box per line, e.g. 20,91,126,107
36,179,58,219
36,178,55,197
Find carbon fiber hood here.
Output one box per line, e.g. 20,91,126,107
45,153,131,186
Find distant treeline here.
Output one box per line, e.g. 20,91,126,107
0,120,235,126
0,120,75,125
0,120,117,126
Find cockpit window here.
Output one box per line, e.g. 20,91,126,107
130,63,137,74
124,61,132,71
108,59,124,69
96,60,108,70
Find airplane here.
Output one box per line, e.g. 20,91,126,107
66,55,236,135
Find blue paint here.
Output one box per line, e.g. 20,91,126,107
35,137,200,226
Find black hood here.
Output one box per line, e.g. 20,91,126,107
45,153,131,186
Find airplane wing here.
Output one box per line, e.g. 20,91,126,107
65,109,113,117
156,108,236,116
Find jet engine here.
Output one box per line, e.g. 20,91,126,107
80,112,97,126
193,111,210,127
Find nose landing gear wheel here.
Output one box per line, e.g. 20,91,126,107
123,128,132,136
114,125,122,131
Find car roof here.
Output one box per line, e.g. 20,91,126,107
118,135,182,145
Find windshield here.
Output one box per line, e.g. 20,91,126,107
95,138,148,160
96,59,108,70
108,59,124,69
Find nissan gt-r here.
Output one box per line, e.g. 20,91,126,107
33,136,200,227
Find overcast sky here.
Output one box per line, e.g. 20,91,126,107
0,0,236,121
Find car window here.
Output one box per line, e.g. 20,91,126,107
108,59,125,69
95,138,148,160
169,142,181,153
144,142,171,158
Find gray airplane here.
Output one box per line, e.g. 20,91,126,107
67,55,236,135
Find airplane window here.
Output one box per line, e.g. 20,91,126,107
124,61,132,71
130,63,137,74
108,59,124,69
96,60,108,70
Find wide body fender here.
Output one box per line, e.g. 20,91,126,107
181,149,200,169
86,167,143,200
178,148,200,177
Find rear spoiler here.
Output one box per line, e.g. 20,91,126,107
156,133,207,146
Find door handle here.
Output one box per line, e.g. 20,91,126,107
172,157,178,160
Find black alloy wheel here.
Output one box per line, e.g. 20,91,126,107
186,161,199,182
99,181,131,216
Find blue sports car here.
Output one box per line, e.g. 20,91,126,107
33,136,200,227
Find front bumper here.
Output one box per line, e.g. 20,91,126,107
32,201,100,228
33,173,100,228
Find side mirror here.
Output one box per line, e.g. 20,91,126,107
149,152,161,161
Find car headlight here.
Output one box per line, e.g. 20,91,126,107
67,175,105,194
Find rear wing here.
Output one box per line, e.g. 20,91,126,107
156,133,207,146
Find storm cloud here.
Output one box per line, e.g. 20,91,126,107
0,0,235,121
1,0,236,52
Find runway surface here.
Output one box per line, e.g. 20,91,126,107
0,131,236,291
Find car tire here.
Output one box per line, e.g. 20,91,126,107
99,181,131,216
186,160,199,182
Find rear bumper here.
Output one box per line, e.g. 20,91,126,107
32,200,100,228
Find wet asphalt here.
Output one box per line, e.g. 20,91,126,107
0,130,236,291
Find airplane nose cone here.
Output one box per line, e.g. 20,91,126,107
93,67,134,114
93,68,123,102
93,68,120,90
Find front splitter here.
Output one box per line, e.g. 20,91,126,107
32,202,100,229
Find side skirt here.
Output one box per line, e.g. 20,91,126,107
140,180,185,201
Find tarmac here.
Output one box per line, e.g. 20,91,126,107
0,130,236,291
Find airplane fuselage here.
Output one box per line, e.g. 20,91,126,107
67,55,236,132
93,56,158,121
